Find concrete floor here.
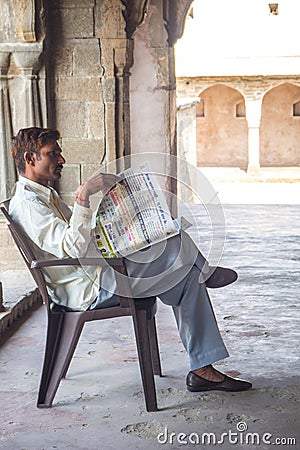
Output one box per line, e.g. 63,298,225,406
0,203,299,449
198,167,300,205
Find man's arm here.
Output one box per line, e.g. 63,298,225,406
75,173,119,208
12,199,93,259
10,173,119,260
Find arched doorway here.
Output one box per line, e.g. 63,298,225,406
196,85,248,168
260,83,300,166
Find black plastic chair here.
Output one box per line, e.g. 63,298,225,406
1,200,162,411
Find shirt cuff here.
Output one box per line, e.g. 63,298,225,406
73,201,93,218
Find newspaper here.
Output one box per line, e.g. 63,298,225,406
93,162,180,258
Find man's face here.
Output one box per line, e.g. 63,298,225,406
26,140,66,186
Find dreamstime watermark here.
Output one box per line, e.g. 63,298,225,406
157,422,297,446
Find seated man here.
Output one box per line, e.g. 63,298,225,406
9,127,252,392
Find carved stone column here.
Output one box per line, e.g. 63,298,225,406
163,0,193,46
113,39,134,172
13,44,43,128
0,0,45,201
121,0,149,36
0,51,15,200
114,46,127,170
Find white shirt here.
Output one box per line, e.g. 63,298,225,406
9,176,100,311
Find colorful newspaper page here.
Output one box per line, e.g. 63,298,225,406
93,163,179,257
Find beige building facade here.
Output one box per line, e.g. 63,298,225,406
176,0,300,173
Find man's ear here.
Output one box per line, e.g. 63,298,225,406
24,151,35,166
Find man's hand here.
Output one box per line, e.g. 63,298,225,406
76,173,120,207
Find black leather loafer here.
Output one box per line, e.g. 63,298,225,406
186,371,252,392
205,267,238,289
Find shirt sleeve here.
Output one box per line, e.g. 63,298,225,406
16,198,94,259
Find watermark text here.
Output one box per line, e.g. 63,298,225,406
157,422,297,446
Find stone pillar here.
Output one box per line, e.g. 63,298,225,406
177,98,198,203
13,44,43,128
0,51,15,201
129,0,193,213
130,1,177,212
245,99,262,175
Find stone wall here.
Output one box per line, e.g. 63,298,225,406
260,83,300,166
195,84,248,168
0,0,132,269
45,0,130,204
0,222,26,270
0,0,195,270
177,76,300,170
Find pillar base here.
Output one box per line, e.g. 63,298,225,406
247,165,261,176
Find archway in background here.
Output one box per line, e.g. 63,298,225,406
260,83,300,166
196,85,248,168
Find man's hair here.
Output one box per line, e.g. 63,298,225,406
11,127,60,174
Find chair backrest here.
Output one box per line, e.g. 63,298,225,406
0,200,50,306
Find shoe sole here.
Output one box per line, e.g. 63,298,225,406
186,385,252,393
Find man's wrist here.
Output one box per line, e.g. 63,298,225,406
76,183,91,207
75,195,90,208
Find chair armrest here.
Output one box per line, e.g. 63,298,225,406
31,257,124,269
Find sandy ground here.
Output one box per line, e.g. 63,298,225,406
0,202,299,449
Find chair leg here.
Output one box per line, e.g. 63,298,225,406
132,308,158,412
37,313,84,408
61,323,84,379
148,317,162,377
37,310,64,407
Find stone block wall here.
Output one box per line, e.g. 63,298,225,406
0,223,26,270
0,0,190,269
45,0,129,204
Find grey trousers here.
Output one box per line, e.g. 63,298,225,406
90,232,229,370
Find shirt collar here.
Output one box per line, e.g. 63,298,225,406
18,176,55,202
